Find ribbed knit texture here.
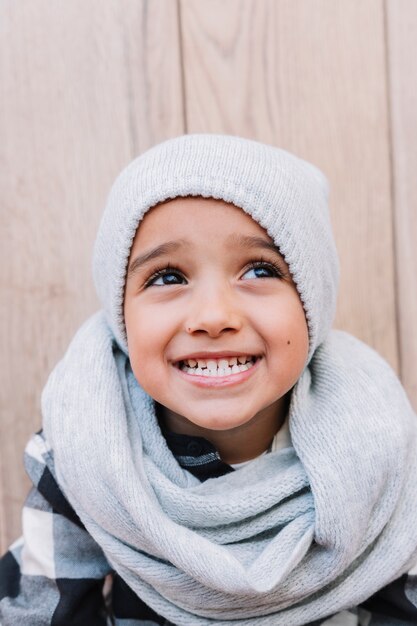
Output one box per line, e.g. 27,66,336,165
41,135,417,624
93,134,339,361
42,313,417,625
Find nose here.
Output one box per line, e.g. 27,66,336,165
184,281,242,338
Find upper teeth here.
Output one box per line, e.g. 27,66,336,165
184,356,253,369
179,355,257,377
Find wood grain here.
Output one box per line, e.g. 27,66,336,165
385,0,417,409
2,0,416,554
0,0,183,550
180,0,398,369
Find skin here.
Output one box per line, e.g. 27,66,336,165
123,197,309,464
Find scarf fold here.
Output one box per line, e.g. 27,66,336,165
42,311,417,625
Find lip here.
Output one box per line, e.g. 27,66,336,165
173,350,259,363
173,356,262,388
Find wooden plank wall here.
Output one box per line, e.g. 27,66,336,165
0,0,416,551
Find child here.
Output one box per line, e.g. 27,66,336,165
1,134,417,625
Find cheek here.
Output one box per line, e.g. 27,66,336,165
126,331,165,399
124,306,167,381
286,307,309,355
124,302,188,413
258,296,309,361
125,300,165,345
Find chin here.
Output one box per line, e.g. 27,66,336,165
188,414,251,432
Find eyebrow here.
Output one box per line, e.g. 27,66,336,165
127,240,187,278
227,234,282,257
126,234,284,278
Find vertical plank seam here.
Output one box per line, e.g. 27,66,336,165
120,2,139,157
176,0,188,133
383,0,403,381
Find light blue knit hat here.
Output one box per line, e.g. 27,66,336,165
93,134,339,361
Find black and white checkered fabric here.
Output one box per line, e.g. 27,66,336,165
1,430,417,625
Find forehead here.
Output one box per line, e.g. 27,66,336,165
131,196,272,249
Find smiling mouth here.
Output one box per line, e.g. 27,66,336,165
175,355,260,378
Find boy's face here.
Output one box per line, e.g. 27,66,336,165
124,197,308,433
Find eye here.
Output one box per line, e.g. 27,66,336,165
242,260,285,280
144,266,186,287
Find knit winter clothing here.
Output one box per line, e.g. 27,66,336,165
38,312,417,625
1,135,416,625
1,429,416,625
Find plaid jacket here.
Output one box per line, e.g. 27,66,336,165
1,429,417,626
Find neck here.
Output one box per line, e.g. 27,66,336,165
156,395,290,465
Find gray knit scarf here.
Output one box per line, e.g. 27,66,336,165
42,310,417,625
